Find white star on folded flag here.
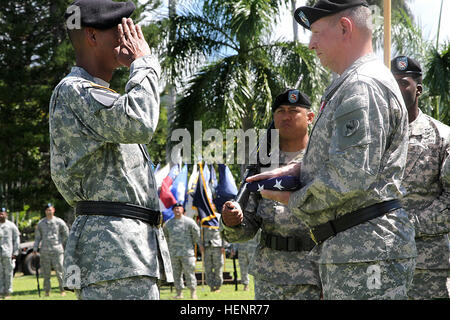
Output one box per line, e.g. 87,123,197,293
273,179,284,190
245,175,302,192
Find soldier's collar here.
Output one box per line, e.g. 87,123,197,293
70,66,110,88
409,110,427,136
93,77,110,88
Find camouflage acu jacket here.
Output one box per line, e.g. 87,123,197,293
401,110,450,269
164,215,200,257
202,213,226,248
33,216,69,254
49,56,172,289
288,54,417,264
0,220,20,257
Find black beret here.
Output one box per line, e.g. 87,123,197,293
391,56,422,76
65,0,136,30
294,0,369,30
272,89,311,112
172,202,184,209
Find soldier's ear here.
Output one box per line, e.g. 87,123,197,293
339,17,353,37
85,27,97,46
416,83,423,97
307,111,315,125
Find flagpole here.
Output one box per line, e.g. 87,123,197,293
201,226,205,291
383,0,391,69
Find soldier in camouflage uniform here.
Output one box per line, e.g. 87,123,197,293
163,203,200,299
50,0,172,299
200,213,227,292
226,1,417,299
222,90,321,300
230,230,260,291
32,203,69,296
0,208,20,299
391,56,450,299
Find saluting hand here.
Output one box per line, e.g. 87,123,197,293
116,18,151,67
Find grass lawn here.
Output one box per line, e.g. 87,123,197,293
7,258,255,300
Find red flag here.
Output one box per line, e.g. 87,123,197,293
159,165,179,209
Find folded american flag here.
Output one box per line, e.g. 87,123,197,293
246,175,302,192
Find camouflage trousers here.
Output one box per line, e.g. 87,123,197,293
238,250,252,285
75,275,159,300
171,255,197,291
203,247,223,290
254,279,321,300
408,269,450,300
0,257,15,295
319,258,416,300
40,250,64,293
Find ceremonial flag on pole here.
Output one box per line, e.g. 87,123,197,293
155,163,170,189
159,164,180,221
214,164,238,212
193,162,219,229
185,164,199,219
171,164,188,204
209,164,218,198
187,163,199,194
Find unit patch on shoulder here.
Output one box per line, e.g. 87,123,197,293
89,83,120,107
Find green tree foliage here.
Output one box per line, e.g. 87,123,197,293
0,0,165,217
159,0,329,155
0,0,74,213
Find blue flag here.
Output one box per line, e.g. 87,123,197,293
214,164,238,212
246,175,302,192
209,164,217,201
193,162,219,229
171,164,188,204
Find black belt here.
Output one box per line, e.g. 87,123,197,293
309,199,402,245
75,201,162,227
260,231,315,252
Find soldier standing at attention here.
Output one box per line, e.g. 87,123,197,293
50,0,172,299
227,0,417,299
163,203,200,299
0,207,20,299
222,89,321,299
33,203,69,296
230,229,260,291
200,213,227,293
391,56,450,299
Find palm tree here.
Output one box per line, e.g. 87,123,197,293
161,0,328,149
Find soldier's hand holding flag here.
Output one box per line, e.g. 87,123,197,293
222,168,303,225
